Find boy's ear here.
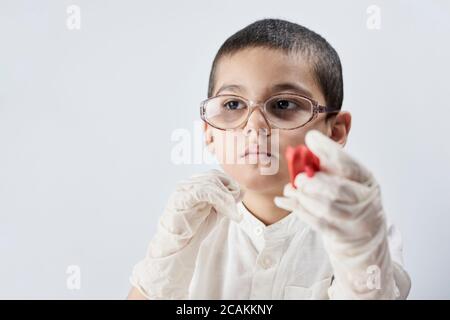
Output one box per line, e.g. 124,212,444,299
329,111,352,147
204,122,215,154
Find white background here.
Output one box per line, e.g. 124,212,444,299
0,0,449,299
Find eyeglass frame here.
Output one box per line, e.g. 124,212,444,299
200,92,340,130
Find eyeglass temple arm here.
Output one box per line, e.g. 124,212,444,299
316,104,340,113
200,104,206,118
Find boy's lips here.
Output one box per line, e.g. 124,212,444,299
241,144,272,158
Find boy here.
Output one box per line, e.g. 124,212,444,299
128,18,411,299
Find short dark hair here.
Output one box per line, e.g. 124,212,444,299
207,18,343,119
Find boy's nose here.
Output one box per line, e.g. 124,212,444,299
242,107,271,137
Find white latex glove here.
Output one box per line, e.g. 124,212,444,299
275,130,401,299
130,169,244,299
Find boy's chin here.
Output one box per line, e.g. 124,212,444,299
221,164,287,192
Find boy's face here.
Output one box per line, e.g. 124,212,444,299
205,47,338,194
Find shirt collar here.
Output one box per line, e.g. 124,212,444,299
236,200,307,252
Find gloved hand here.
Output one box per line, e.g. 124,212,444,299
150,169,244,257
275,130,400,299
131,169,244,299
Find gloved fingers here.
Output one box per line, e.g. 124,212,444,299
187,169,244,202
285,179,373,221
195,187,243,222
275,185,383,244
294,172,372,204
274,197,338,235
273,195,297,212
281,181,362,231
175,170,242,203
276,184,350,237
282,183,298,201
304,130,374,186
274,195,341,236
171,174,243,222
161,200,211,236
293,184,385,242
293,188,359,234
178,171,229,195
169,179,223,209
299,200,365,243
275,194,344,237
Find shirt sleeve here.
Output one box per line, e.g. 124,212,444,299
129,210,220,299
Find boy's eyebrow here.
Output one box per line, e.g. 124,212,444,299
215,84,243,95
271,82,313,98
215,82,314,99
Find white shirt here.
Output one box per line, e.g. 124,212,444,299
131,201,411,299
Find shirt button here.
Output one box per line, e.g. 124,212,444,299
260,256,272,269
254,226,263,235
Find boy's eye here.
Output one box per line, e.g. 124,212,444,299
223,100,245,110
274,100,297,110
